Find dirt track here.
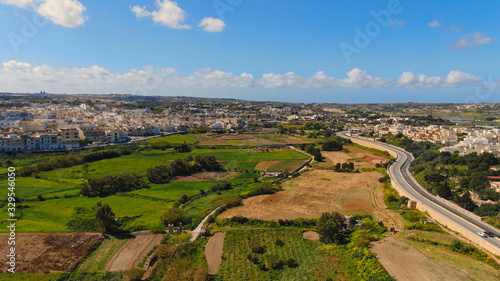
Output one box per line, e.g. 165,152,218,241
205,232,225,275
370,236,479,281
105,232,163,272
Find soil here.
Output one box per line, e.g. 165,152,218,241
0,232,102,273
205,232,225,275
105,232,164,272
174,171,236,182
219,169,384,220
254,161,282,171
370,236,479,281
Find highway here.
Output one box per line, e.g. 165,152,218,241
339,133,500,253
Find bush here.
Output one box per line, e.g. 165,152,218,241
231,216,249,224
285,258,298,268
125,268,144,281
161,208,188,226
274,239,284,246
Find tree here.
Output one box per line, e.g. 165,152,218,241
348,162,355,171
160,208,187,226
322,140,343,151
93,202,116,234
436,183,452,199
317,212,346,244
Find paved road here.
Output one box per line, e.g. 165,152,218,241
190,206,223,242
339,133,500,252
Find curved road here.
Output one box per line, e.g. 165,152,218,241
339,133,500,253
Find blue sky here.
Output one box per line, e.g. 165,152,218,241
0,0,498,103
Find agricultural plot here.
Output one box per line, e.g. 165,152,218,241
0,195,171,232
0,232,102,273
317,145,389,169
146,134,199,144
39,154,168,179
217,228,343,280
215,133,311,146
220,170,382,220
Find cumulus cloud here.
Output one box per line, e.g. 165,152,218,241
130,5,150,18
396,70,481,89
450,25,462,32
0,61,484,94
198,17,226,32
450,32,494,49
428,20,441,27
0,0,87,28
130,0,191,29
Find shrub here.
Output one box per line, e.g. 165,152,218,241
160,208,188,226
274,239,284,246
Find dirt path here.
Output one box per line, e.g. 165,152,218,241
190,206,223,242
105,232,163,272
205,232,225,275
370,236,479,281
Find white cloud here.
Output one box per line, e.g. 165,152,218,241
338,68,391,88
396,70,481,89
198,17,226,32
450,32,494,49
130,5,150,18
0,0,36,9
35,0,87,28
389,19,405,26
450,25,461,32
428,20,441,27
0,61,484,94
0,0,86,28
130,0,191,29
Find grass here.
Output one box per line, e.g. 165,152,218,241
267,159,310,172
0,195,171,232
217,228,344,280
222,161,259,171
163,149,309,161
0,273,65,280
39,154,168,179
73,236,130,274
146,134,199,144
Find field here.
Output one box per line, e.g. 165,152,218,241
220,169,384,220
146,134,199,144
0,232,102,273
0,143,309,233
217,228,344,280
105,232,164,272
318,145,389,170
73,236,130,276
254,159,310,173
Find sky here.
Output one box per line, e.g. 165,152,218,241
0,0,499,103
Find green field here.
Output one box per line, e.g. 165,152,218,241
267,159,310,172
146,134,199,144
217,228,344,280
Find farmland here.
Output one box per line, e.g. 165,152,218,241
217,228,344,280
0,133,310,233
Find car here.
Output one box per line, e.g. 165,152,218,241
484,231,494,237
478,231,489,237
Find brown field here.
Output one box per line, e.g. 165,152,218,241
205,232,225,275
318,145,388,169
219,169,384,220
191,135,228,146
370,236,480,281
174,171,236,182
105,232,164,272
254,161,282,171
0,232,102,273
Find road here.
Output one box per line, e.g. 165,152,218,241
338,133,500,253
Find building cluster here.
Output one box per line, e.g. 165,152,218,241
440,128,500,156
